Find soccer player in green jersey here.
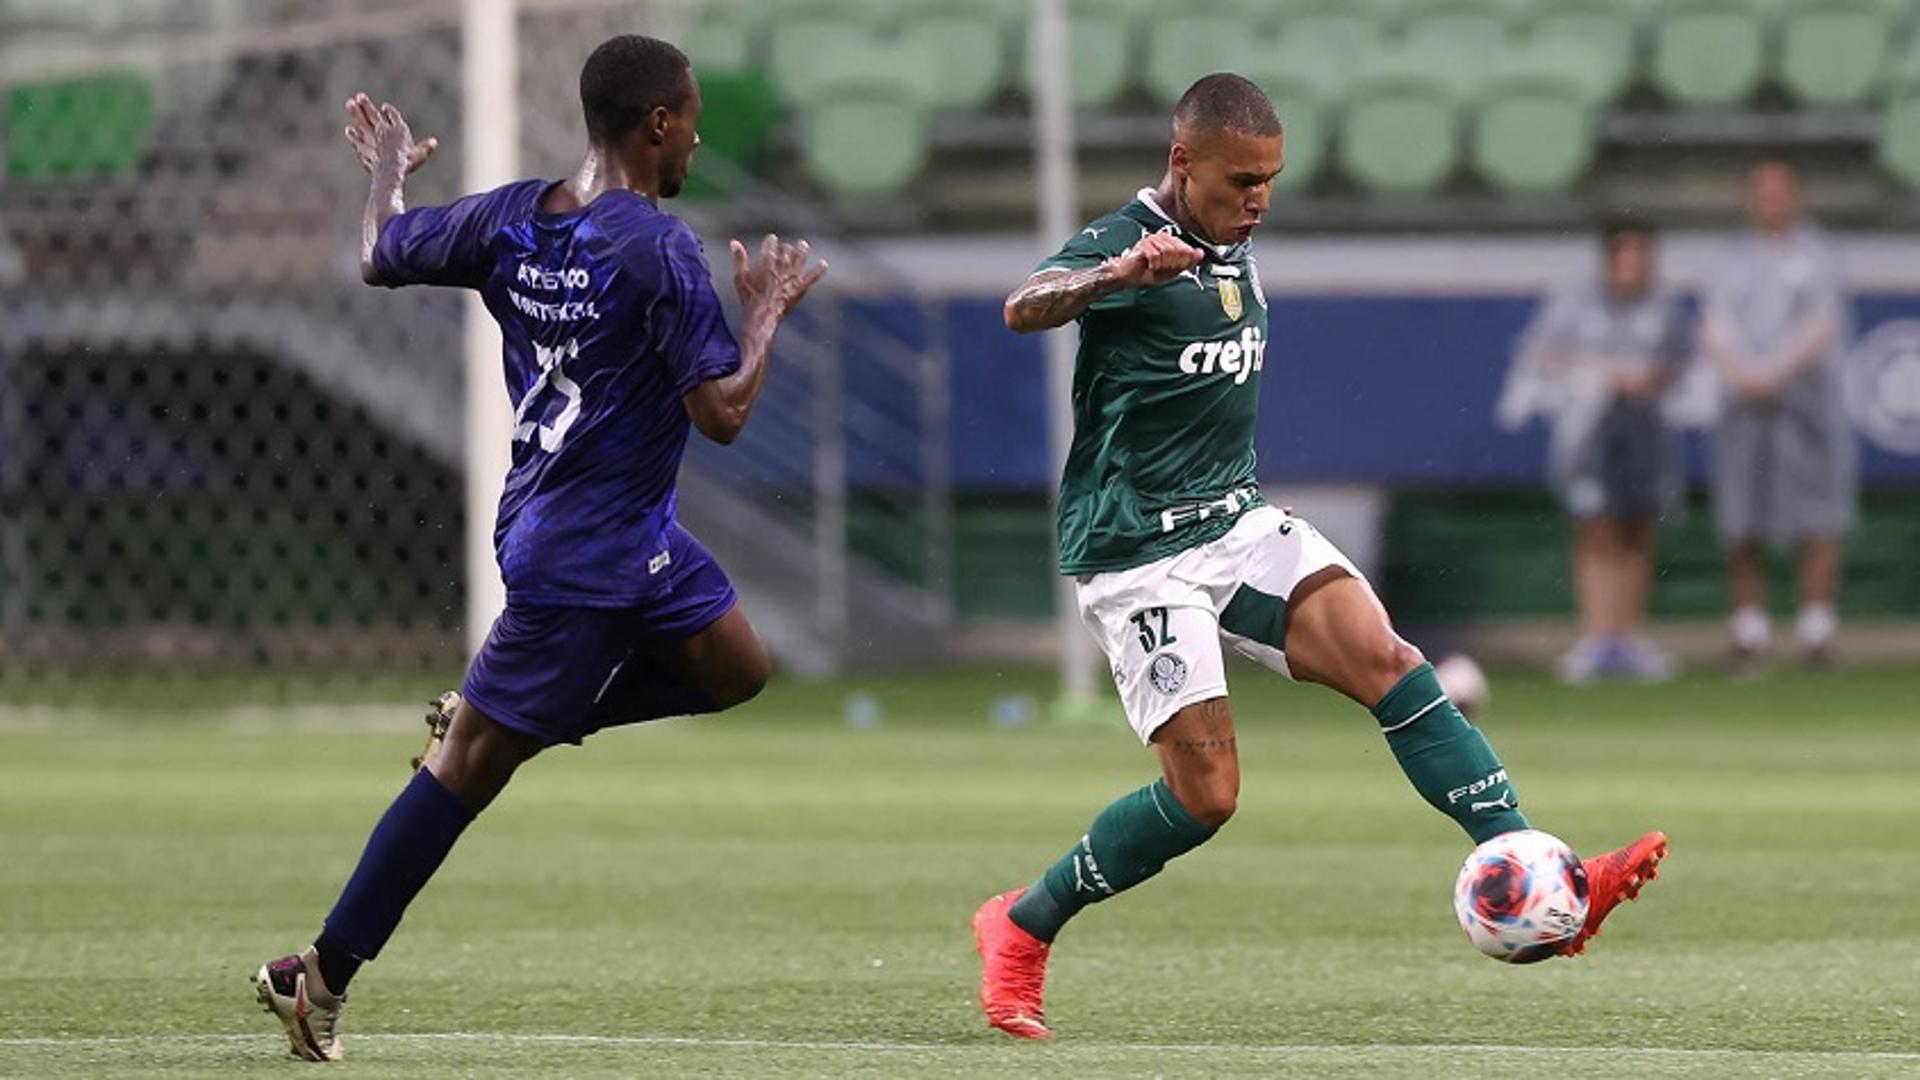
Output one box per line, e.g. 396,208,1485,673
970,74,1669,1040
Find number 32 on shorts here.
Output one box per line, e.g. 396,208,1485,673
1130,606,1179,653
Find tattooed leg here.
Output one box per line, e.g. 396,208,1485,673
1004,697,1234,943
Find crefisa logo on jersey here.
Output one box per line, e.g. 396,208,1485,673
1844,319,1920,454
1177,326,1266,385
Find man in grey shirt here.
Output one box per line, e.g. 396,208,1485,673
1501,216,1688,682
1700,160,1856,667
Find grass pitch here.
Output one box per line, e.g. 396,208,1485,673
2,665,1917,1078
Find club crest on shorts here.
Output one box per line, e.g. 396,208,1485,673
1148,652,1189,695
1217,278,1242,321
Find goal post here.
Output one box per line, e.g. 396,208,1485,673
1031,0,1102,718
461,0,518,655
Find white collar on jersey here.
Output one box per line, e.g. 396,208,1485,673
1135,187,1241,260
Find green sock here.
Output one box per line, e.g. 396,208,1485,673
1373,662,1529,845
1007,779,1216,942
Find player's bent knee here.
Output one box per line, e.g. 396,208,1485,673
1185,787,1237,829
1382,637,1426,680
1165,770,1239,828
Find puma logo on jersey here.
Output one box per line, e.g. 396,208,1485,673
1177,326,1266,385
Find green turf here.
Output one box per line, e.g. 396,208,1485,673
3,666,1918,1077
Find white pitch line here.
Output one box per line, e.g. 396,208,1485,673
0,1033,1916,1061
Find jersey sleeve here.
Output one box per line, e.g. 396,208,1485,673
1497,290,1573,430
370,182,532,290
652,225,742,397
1033,220,1141,313
1516,288,1576,356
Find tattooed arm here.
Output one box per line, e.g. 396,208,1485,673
1003,232,1203,333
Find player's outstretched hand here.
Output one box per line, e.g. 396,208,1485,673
731,234,829,320
1112,232,1204,287
343,92,438,178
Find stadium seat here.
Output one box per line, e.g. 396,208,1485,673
800,78,931,199
682,2,760,73
1400,0,1521,97
1069,0,1140,109
1023,0,1137,110
1649,0,1772,107
5,72,154,180
1517,0,1643,104
896,0,1015,110
1881,53,1920,190
1394,29,1495,103
767,3,888,108
1471,53,1596,194
1244,28,1356,105
1271,0,1389,80
1143,12,1264,106
1777,0,1905,106
1338,48,1463,195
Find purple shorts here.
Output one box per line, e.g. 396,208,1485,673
461,525,737,746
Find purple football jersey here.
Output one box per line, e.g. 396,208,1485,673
372,181,741,605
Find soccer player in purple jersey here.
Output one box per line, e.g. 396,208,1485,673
251,36,825,1062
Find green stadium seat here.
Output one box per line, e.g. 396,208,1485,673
1023,0,1136,109
1517,0,1642,104
1143,13,1264,106
683,2,759,73
1244,29,1356,103
1400,0,1521,96
1392,29,1497,102
1471,53,1595,194
1272,0,1388,75
799,77,931,199
1338,48,1463,195
896,0,1014,110
766,4,888,108
1649,0,1772,106
1778,0,1905,106
1066,0,1138,108
5,72,154,181
1880,54,1920,190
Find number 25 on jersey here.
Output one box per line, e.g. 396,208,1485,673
513,338,583,453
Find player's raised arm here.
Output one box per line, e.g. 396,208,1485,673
681,233,828,445
343,92,438,285
1003,232,1202,334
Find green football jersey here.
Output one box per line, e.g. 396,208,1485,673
1040,190,1269,575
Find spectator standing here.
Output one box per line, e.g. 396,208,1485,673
1500,216,1687,683
1700,161,1856,669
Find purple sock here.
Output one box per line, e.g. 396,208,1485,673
320,768,474,965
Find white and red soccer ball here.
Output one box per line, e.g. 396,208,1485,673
1454,829,1589,963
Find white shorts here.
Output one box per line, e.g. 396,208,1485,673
1075,506,1363,744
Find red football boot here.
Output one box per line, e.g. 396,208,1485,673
972,890,1053,1039
1564,831,1668,956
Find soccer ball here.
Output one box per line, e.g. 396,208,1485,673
1453,829,1589,964
1433,652,1489,717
